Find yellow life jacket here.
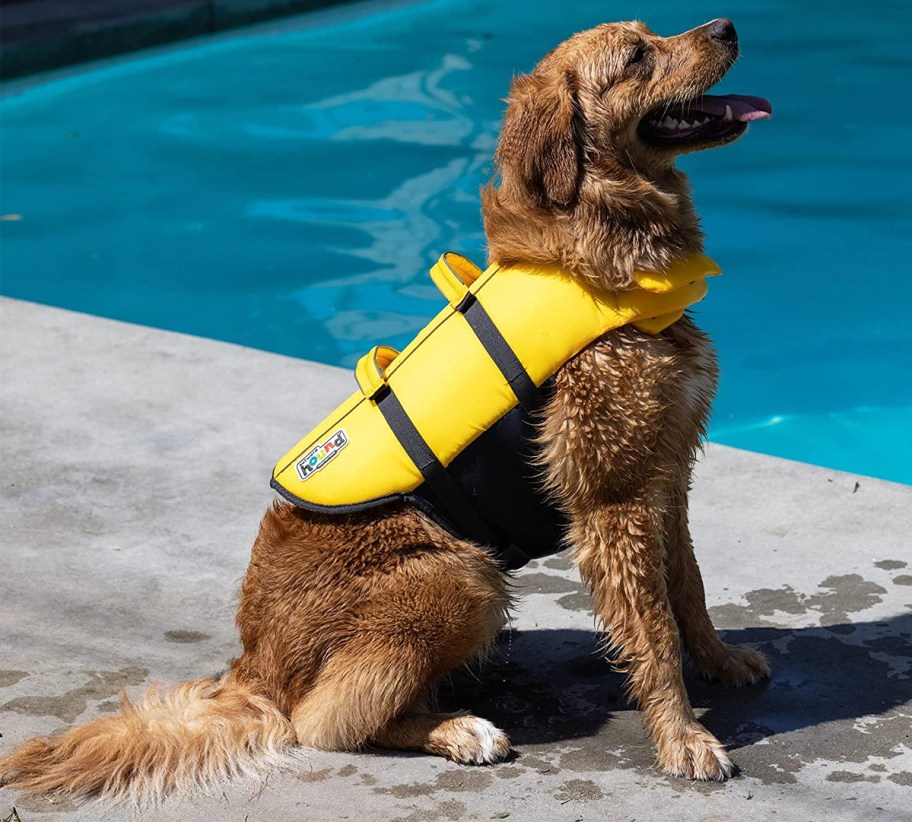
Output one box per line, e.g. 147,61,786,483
272,252,719,567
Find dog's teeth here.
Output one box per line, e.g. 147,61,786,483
678,120,691,129
724,105,733,121
662,117,677,129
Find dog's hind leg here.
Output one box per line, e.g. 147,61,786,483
372,710,510,764
291,639,510,764
663,481,771,687
290,638,426,752
290,554,511,764
370,681,508,763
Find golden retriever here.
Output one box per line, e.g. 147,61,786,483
0,18,772,800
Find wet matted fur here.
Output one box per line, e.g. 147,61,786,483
0,19,772,801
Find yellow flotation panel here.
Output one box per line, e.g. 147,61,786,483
272,253,720,512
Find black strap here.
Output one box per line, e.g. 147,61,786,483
375,386,498,547
456,293,541,411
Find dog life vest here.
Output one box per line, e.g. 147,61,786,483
272,253,720,570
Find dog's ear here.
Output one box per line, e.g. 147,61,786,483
496,70,582,208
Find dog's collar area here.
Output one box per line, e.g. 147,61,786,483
494,254,721,335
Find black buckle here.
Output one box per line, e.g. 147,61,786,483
454,292,476,314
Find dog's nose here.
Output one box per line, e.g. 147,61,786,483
707,18,738,46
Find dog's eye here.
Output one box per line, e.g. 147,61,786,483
628,45,648,65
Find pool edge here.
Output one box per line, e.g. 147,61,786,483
0,0,420,81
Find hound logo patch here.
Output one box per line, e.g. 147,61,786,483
296,430,348,480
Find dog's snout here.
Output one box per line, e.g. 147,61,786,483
706,18,738,46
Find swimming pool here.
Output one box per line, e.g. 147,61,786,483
1,0,910,484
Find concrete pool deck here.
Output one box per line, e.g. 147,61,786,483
1,295,910,821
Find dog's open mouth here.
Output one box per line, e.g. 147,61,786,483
637,94,771,147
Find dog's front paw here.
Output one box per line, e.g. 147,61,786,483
693,643,771,687
657,723,732,781
441,716,511,765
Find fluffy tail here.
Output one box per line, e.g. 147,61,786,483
0,672,296,804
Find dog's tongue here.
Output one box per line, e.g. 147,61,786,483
697,94,772,122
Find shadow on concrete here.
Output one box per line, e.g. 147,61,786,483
441,613,912,751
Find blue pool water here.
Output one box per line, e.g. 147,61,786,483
1,0,910,484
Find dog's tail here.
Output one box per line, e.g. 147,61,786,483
0,671,296,803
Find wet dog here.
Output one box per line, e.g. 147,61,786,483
0,19,772,799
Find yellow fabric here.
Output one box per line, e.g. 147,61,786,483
273,253,720,508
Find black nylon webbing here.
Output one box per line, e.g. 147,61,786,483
458,294,541,411
375,387,497,547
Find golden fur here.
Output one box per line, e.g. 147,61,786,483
1,19,771,800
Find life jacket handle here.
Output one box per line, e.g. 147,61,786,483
355,344,400,401
430,253,484,308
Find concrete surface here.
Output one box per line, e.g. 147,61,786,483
0,295,910,821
